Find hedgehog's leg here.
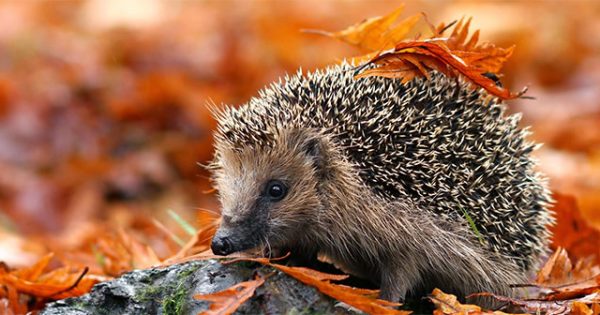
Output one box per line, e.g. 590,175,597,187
379,281,406,302
378,262,420,302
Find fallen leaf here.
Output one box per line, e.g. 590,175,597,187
430,288,527,315
194,274,266,315
472,291,600,315
536,247,600,291
571,301,593,315
0,254,108,305
537,247,575,286
94,229,162,276
550,193,600,263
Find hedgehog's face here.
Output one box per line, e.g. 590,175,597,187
210,129,328,256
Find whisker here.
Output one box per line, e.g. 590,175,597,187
266,238,273,259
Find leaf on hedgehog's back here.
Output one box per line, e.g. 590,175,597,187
439,17,515,74
316,7,524,100
194,274,267,315
306,5,421,52
357,41,525,100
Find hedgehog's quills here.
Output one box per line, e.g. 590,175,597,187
208,63,554,304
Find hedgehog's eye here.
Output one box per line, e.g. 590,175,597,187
265,180,287,202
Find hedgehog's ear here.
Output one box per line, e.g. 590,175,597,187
303,138,321,159
301,136,331,179
285,128,331,178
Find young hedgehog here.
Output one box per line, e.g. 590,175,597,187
209,63,553,303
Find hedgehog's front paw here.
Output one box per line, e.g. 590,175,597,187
378,290,405,304
379,285,406,303
379,274,408,303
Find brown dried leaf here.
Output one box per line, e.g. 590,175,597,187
434,17,514,74
537,247,574,286
430,288,528,315
117,229,161,269
273,263,405,314
11,252,54,282
535,247,600,293
325,9,521,99
0,254,107,301
550,193,600,263
194,274,266,315
430,288,482,314
312,5,420,52
571,302,594,315
358,41,525,99
471,291,600,315
515,248,600,302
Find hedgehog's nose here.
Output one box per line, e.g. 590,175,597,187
211,236,233,256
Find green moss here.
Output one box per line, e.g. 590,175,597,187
133,264,200,315
135,284,162,303
160,264,199,315
177,265,198,279
161,282,188,315
70,300,89,310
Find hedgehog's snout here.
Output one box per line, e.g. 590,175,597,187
211,234,233,255
211,212,266,256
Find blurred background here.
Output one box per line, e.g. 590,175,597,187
0,0,598,269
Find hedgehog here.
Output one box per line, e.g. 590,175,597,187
208,62,553,304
